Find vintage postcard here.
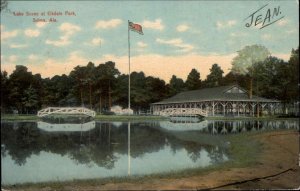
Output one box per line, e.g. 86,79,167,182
1,0,299,190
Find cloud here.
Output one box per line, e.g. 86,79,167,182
30,51,88,77
10,44,28,48
1,29,18,41
46,22,81,47
1,51,88,78
7,51,293,83
8,55,18,63
46,37,70,47
157,38,183,45
228,20,237,26
59,22,81,36
91,37,103,46
277,19,289,26
36,22,47,28
142,19,164,30
28,54,38,61
1,53,236,82
24,29,40,37
272,53,290,61
96,53,236,82
216,20,237,29
156,38,194,52
95,19,122,29
84,37,104,46
230,32,247,37
286,29,297,34
261,34,272,40
176,24,189,32
137,41,147,48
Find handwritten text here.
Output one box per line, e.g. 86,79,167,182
244,4,284,29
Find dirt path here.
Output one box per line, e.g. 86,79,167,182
4,130,300,190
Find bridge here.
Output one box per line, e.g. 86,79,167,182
37,107,96,118
158,108,208,117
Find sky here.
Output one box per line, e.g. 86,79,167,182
1,0,299,82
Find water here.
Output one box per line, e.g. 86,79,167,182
1,119,298,185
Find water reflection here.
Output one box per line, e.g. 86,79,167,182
160,120,208,131
161,119,299,134
1,119,298,185
1,121,228,185
37,121,96,132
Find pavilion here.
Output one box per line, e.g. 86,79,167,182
151,85,282,117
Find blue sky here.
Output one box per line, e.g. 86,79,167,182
1,0,299,81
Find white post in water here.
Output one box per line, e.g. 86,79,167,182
127,122,131,176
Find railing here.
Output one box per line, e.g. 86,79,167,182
158,108,208,117
37,107,96,117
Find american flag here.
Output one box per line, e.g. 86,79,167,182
129,21,143,35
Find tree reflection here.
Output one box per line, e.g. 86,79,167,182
1,121,230,168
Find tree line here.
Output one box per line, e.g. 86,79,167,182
1,46,298,114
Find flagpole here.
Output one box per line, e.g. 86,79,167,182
128,20,131,110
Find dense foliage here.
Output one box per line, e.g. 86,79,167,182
1,47,298,114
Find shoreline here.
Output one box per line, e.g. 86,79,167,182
2,129,299,190
1,114,298,121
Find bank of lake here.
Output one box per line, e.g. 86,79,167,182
1,114,298,121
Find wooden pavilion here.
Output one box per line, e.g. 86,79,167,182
151,85,282,117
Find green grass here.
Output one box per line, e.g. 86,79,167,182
1,113,298,121
1,114,39,121
94,114,168,121
224,132,263,167
2,129,271,190
0,114,168,121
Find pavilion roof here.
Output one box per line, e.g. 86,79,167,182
152,85,280,105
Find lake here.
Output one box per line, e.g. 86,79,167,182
1,119,298,185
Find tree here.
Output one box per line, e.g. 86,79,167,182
85,62,96,109
8,65,34,113
145,76,167,107
42,74,75,107
287,47,299,102
231,45,270,98
168,75,185,96
114,74,129,109
114,72,167,111
95,61,120,111
185,69,201,90
128,72,149,110
22,85,39,114
252,56,288,100
1,71,9,112
205,64,224,87
69,65,89,106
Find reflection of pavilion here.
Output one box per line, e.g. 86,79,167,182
159,120,299,135
37,121,96,132
159,120,208,131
